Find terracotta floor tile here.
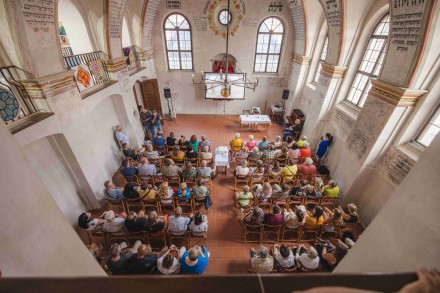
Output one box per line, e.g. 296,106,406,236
222,247,235,259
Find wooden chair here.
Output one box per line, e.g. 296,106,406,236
270,197,289,210
141,197,160,213
247,157,259,167
300,225,321,243
184,175,197,187
106,199,126,214
166,146,174,155
166,175,181,188
234,174,249,191
152,174,165,187
185,157,199,167
276,157,287,167
281,174,297,188
243,109,251,115
261,224,283,243
87,230,107,250
168,230,189,248
278,265,298,273
267,173,281,185
235,197,253,212
288,195,306,209
305,195,321,210
173,196,194,215
262,158,275,167
320,196,339,209
192,196,208,214
188,229,208,247
148,221,168,250
127,157,138,167
127,231,148,246
174,158,185,167
199,175,213,190
106,230,129,246
249,173,265,187
282,225,302,242
159,198,175,215
124,197,143,213
199,157,213,167
123,175,140,185
319,224,340,240
153,144,166,156
138,174,154,185
244,223,262,243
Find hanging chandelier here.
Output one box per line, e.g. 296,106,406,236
192,0,258,98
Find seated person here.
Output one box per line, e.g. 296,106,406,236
180,245,210,275
263,204,284,225
305,206,324,226
145,144,160,160
236,146,249,165
248,147,262,160
175,182,191,200
276,146,288,159
153,132,166,150
289,179,308,197
299,141,312,159
120,159,138,181
267,161,282,180
230,133,244,152
281,158,298,181
122,143,140,161
273,244,295,269
314,238,348,271
235,160,250,177
166,131,178,146
188,135,200,152
305,184,321,198
106,241,142,275
245,134,257,149
298,157,317,175
287,143,301,159
189,212,208,236
283,206,306,229
339,203,359,223
272,135,284,148
258,136,270,151
168,207,192,235
285,136,295,148
257,182,272,203
182,161,197,180
171,145,185,161
103,210,125,232
192,178,210,201
263,144,277,160
157,245,186,275
186,147,199,160
178,135,190,148
124,211,147,232
200,146,213,161
158,182,173,204
199,135,211,148
249,245,274,273
322,207,344,232
78,211,104,231
321,180,340,197
129,244,166,274
272,183,290,200
145,211,165,233
103,181,124,200
137,157,158,176
123,182,140,199
137,182,157,200
243,206,264,225
251,183,263,199
235,185,253,208
196,160,215,181
294,244,319,271
296,135,307,148
283,119,302,141
250,160,265,179
161,159,182,178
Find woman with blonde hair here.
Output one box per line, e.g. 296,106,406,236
273,135,283,148
158,181,173,204
322,207,344,232
339,203,359,223
258,136,269,151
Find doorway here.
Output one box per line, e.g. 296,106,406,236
134,79,163,114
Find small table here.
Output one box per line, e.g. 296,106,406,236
271,104,283,120
214,147,229,174
240,115,271,132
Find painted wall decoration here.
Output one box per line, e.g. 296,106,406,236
167,0,181,9
203,0,247,38
288,0,306,55
88,60,108,84
268,1,283,12
72,65,94,92
381,146,415,186
0,89,20,122
58,22,74,56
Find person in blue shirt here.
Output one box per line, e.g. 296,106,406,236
150,110,163,139
316,133,333,162
181,245,209,274
257,136,270,151
115,125,129,145
103,181,124,200
175,182,191,202
153,132,166,151
120,159,138,182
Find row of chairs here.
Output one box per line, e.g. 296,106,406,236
234,172,326,191
244,222,360,244
128,155,214,169
123,173,213,189
107,194,208,216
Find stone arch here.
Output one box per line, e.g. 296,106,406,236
141,0,162,55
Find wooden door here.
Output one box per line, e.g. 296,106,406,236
140,79,162,114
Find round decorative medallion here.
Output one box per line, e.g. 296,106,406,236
0,88,20,122
218,9,232,25
205,0,246,38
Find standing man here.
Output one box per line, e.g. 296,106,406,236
150,110,163,139
138,105,152,139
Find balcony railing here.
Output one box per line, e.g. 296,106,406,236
0,66,51,126
63,51,111,89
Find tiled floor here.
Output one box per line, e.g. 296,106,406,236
111,114,300,274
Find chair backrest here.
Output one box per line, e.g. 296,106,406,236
138,174,154,183
124,175,139,184
248,157,259,167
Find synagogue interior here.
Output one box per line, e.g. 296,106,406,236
1,0,440,292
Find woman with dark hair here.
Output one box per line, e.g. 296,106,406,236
273,243,295,269
287,143,301,159
189,212,208,236
283,205,306,229
316,133,333,161
123,182,140,199
315,239,349,271
188,135,200,152
306,206,324,226
285,136,295,148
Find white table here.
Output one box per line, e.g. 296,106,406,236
214,147,229,174
240,115,271,132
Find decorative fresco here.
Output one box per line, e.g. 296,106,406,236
203,0,247,38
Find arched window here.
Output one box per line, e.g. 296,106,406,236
346,14,390,107
254,17,284,73
417,106,440,147
164,13,193,70
315,36,328,82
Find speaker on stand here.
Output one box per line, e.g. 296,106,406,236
275,89,289,125
164,87,177,124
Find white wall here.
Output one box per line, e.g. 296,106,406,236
122,17,132,48
58,0,93,54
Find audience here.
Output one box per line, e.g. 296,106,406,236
258,182,273,203
137,157,158,176
182,161,197,181
189,135,200,152
157,245,186,275
296,135,307,148
263,205,283,225
153,132,166,150
263,144,277,159
258,136,269,151
230,133,243,152
103,210,125,232
106,241,142,275
282,119,302,141
288,143,301,159
122,143,139,161
158,182,173,204
145,144,160,160
249,245,274,273
124,211,147,232
294,244,319,271
179,135,189,148
281,158,298,181
245,134,257,149
322,180,340,197
129,243,165,274
199,135,211,148
285,136,295,148
236,185,253,208
120,159,138,181
273,135,283,148
137,182,157,200
322,207,344,232
298,157,317,175
283,206,306,229
103,181,124,200
186,146,198,160
300,141,312,158
248,146,262,160
290,179,308,197
192,178,209,203
122,182,140,199
315,239,348,271
180,245,210,274
166,131,177,146
78,211,104,230
243,206,264,225
115,125,129,145
146,211,165,233
189,212,208,236
168,207,192,235
200,146,213,160
161,159,182,177
197,160,215,180
273,244,295,269
305,206,324,226
175,182,191,200
171,145,185,161
340,203,359,223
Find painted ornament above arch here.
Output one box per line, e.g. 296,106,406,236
203,0,247,38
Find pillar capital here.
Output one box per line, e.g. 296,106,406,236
292,53,312,65
320,63,347,79
370,79,427,107
21,70,77,99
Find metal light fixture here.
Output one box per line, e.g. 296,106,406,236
192,0,258,97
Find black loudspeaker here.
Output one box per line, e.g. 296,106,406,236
164,87,171,99
282,89,290,100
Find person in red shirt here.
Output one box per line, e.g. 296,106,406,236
300,141,312,158
298,157,317,175
263,205,283,225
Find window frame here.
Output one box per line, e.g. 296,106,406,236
314,36,329,82
253,16,285,74
218,9,232,26
345,13,390,108
163,13,194,71
415,104,440,148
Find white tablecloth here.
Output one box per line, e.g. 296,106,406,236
214,147,229,168
239,115,271,125
271,104,283,115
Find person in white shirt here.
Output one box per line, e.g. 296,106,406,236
103,210,125,233
189,212,208,237
115,125,129,145
157,245,186,275
295,244,319,271
273,244,295,269
235,160,250,177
